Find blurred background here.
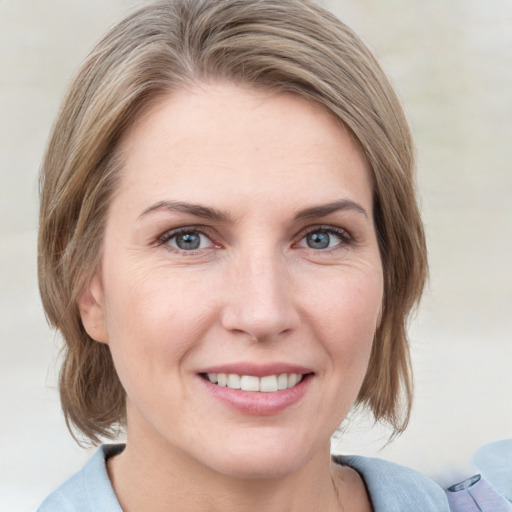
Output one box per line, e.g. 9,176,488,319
0,1,510,510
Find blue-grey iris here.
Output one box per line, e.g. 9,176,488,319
176,232,201,250
306,232,330,249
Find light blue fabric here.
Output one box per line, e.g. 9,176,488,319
473,439,512,503
37,445,124,512
446,474,512,512
335,454,450,511
38,444,450,511
444,439,512,511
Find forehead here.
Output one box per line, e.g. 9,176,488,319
114,82,372,215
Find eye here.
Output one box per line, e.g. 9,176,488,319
160,228,215,252
297,227,350,250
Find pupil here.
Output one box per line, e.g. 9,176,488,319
176,232,200,250
307,232,330,249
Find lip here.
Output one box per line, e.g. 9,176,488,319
198,362,313,377
197,363,314,416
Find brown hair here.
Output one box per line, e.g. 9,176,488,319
38,0,427,444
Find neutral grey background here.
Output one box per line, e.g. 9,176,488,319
1,1,511,511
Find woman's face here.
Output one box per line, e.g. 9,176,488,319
80,83,383,478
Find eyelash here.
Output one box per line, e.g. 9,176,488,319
157,226,217,254
297,225,352,249
156,224,353,254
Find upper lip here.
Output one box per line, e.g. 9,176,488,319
198,362,314,377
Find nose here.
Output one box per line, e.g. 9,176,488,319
220,249,300,342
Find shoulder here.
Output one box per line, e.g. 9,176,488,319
37,444,124,512
334,454,450,512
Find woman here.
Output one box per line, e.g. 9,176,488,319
37,0,449,510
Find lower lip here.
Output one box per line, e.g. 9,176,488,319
198,374,312,415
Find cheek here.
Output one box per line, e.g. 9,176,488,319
304,267,382,366
102,267,215,377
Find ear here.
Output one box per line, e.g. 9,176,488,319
77,274,109,343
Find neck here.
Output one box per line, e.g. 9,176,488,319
108,438,349,512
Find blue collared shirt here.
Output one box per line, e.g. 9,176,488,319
38,444,451,511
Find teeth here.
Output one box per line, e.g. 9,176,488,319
260,375,278,392
241,375,260,391
277,373,288,390
288,373,299,387
227,374,241,389
206,372,304,392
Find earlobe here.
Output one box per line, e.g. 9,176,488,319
77,274,109,343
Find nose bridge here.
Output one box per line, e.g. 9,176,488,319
221,243,299,340
245,248,283,304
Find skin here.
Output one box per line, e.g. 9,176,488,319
79,82,381,512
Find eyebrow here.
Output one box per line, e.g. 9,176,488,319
138,200,234,223
138,198,368,223
294,199,368,220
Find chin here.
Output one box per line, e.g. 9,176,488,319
198,430,322,480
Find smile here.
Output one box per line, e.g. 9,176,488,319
198,366,313,415
203,373,304,392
